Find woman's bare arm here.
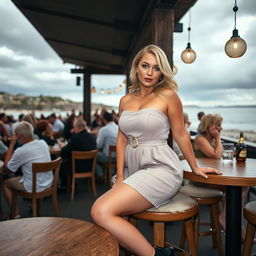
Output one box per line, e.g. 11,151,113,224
194,134,223,159
114,96,128,185
160,89,222,178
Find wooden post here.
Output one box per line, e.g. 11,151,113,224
83,72,91,126
152,8,175,148
126,73,129,94
152,8,174,68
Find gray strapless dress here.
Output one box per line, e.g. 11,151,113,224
118,108,183,208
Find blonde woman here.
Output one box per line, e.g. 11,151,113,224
91,45,221,256
193,114,223,158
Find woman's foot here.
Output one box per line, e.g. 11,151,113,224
155,246,175,256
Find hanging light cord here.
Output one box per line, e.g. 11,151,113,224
187,9,191,42
233,0,238,29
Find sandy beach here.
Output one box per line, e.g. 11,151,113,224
221,130,256,143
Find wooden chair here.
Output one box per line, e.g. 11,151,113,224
11,157,61,218
128,193,198,256
180,184,224,256
242,201,256,256
104,145,116,188
71,150,97,200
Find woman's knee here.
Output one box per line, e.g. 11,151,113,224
91,199,112,225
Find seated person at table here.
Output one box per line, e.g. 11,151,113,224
48,113,65,137
12,113,24,134
193,113,223,159
59,118,96,189
23,114,40,140
193,114,249,239
36,120,56,146
197,111,205,122
3,121,52,218
95,111,118,182
0,140,8,160
0,115,10,143
196,111,205,135
63,114,75,141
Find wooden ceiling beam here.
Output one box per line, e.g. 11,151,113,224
16,3,137,33
64,56,124,74
70,67,123,75
47,38,127,57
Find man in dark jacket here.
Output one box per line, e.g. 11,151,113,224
59,118,96,188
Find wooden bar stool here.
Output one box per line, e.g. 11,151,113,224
242,201,256,256
180,184,224,256
129,193,198,256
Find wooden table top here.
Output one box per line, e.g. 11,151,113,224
0,217,119,256
183,158,256,186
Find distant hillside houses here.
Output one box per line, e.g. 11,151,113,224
0,92,81,111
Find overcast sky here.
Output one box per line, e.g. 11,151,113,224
0,0,255,107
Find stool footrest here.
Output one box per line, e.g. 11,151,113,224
200,221,211,226
199,230,216,237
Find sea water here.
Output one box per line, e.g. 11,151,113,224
3,106,256,133
183,106,256,132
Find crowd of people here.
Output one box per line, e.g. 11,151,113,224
0,108,119,219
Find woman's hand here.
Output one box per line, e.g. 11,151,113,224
112,175,124,188
193,166,222,179
208,125,220,138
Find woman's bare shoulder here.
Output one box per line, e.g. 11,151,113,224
119,93,136,112
194,135,209,146
156,88,178,99
120,93,135,104
156,88,180,107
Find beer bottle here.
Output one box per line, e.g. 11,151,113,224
236,131,247,162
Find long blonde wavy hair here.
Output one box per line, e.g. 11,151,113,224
128,44,178,93
198,114,223,134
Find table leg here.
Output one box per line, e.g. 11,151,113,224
226,186,242,256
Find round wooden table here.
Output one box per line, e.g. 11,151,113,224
0,217,119,256
183,158,256,256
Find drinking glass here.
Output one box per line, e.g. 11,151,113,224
222,143,234,162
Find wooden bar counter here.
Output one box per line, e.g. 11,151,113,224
0,217,119,256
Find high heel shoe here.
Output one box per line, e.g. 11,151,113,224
154,246,175,256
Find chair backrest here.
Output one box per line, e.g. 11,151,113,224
32,157,61,194
108,145,116,164
109,145,116,157
71,150,98,174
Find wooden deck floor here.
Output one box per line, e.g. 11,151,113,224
1,180,256,255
